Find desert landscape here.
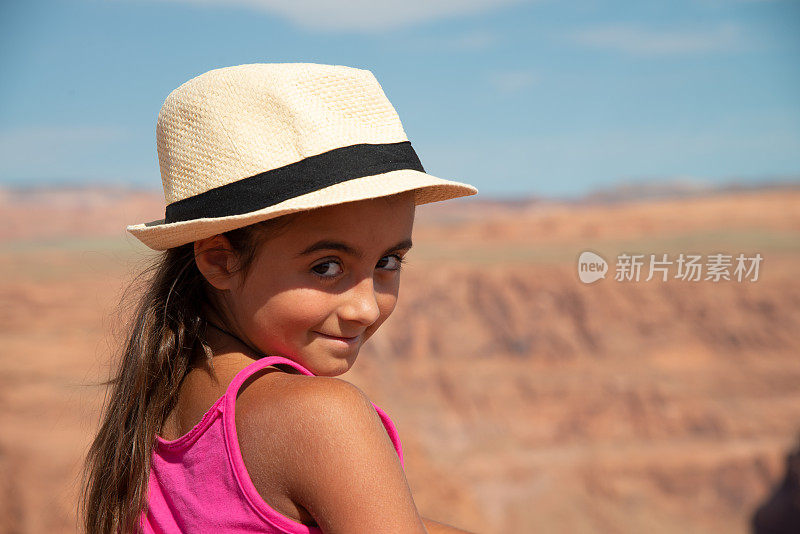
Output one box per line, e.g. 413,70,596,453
0,183,798,533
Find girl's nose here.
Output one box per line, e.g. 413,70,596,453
338,276,381,326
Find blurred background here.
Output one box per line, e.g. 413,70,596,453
1,0,799,532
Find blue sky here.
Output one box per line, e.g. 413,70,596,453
1,0,798,198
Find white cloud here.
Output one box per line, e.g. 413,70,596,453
156,0,531,32
442,29,498,50
0,125,125,157
488,69,537,94
408,29,499,53
568,22,744,56
0,125,127,178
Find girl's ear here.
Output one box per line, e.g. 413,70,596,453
194,235,240,291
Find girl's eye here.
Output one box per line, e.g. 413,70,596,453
311,255,406,279
377,254,406,271
311,261,343,278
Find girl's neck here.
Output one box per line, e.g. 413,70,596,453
201,307,302,375
204,321,263,360
201,303,264,360
207,320,256,353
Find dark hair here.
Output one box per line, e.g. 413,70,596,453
79,215,295,533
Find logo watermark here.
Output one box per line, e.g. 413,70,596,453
577,251,763,284
578,251,609,284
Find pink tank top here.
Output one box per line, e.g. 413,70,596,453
140,355,404,533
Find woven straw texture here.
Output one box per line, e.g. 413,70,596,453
127,63,477,250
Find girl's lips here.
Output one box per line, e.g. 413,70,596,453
315,332,360,343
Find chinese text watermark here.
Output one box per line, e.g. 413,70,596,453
578,251,762,284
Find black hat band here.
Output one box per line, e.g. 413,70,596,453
164,141,425,224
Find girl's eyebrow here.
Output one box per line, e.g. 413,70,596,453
295,238,413,259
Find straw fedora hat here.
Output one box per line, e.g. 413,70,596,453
126,63,478,250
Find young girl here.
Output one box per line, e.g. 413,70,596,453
81,63,478,534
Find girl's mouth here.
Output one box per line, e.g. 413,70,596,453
315,332,360,344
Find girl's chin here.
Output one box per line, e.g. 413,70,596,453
302,353,358,377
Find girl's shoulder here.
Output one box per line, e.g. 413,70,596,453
234,370,417,531
234,368,385,457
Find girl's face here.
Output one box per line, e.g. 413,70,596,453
207,194,415,377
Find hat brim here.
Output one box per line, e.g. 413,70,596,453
127,169,477,250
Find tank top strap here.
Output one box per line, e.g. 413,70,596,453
372,403,404,467
225,355,315,402
221,356,324,533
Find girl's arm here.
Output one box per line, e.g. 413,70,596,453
422,517,476,533
236,373,427,534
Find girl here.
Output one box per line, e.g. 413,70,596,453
81,63,478,533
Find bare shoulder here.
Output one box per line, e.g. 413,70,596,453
234,370,390,482
235,369,378,438
235,369,425,533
